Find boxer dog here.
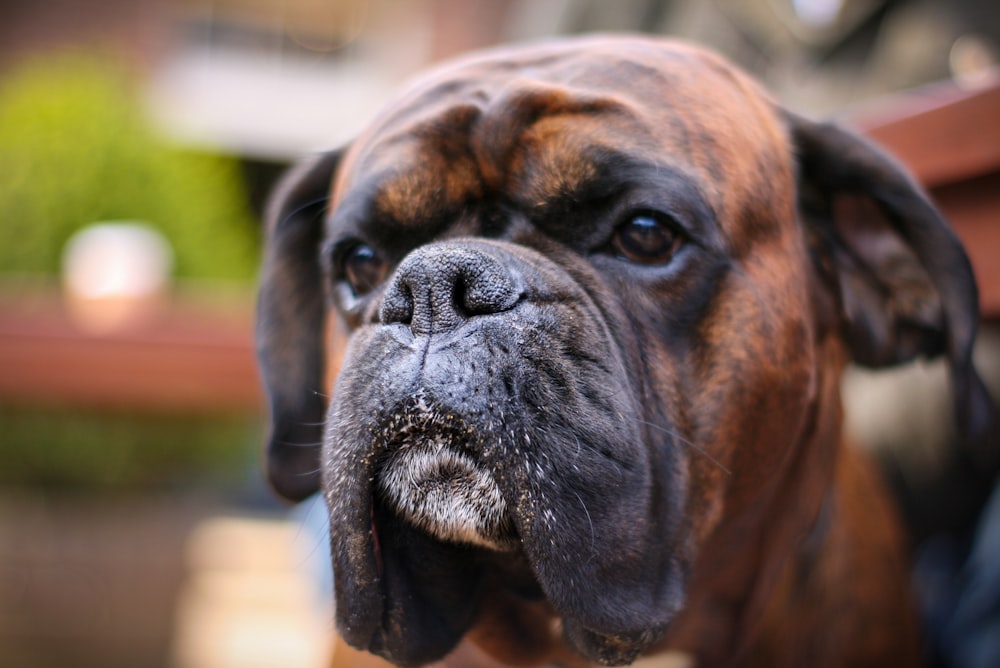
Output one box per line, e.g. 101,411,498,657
255,35,994,667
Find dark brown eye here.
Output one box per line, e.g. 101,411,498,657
343,244,387,296
613,212,682,264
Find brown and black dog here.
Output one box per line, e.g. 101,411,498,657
255,35,994,667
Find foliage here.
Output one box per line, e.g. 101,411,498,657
0,52,260,280
0,406,261,491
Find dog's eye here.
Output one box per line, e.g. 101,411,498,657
612,212,683,264
343,243,388,296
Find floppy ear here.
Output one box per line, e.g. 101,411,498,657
256,150,342,502
788,113,996,464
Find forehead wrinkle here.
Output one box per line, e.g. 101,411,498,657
510,109,670,222
374,170,440,227
515,127,599,211
371,113,485,227
469,79,639,192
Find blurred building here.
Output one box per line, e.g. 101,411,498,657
4,0,997,163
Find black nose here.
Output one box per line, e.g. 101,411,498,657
380,242,522,335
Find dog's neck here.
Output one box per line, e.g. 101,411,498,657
656,333,848,664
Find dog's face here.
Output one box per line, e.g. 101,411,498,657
257,36,990,666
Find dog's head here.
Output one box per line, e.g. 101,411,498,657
256,36,992,666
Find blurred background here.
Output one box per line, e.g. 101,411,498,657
0,1,997,667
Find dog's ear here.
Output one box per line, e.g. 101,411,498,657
788,113,995,460
256,150,341,502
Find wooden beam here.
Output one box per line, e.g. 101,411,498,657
851,77,1000,316
0,290,261,413
851,77,1000,188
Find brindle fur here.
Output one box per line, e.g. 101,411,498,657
256,35,993,668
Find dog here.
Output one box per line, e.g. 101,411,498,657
255,35,995,667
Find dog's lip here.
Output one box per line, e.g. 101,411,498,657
368,485,545,600
373,435,520,551
334,413,683,665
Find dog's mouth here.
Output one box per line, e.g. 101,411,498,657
375,435,518,551
328,392,685,668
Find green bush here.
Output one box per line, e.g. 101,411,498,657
0,406,260,491
0,52,259,280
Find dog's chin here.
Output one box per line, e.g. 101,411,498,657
376,441,519,551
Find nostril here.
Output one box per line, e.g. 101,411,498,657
461,266,521,316
379,278,414,325
452,278,471,319
379,243,522,335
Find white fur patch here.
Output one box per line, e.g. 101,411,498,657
376,439,516,550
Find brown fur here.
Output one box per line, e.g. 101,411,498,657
256,35,993,667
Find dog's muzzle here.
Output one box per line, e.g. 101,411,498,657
373,244,527,550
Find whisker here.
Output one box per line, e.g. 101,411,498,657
637,419,732,476
573,490,597,560
293,498,331,566
274,440,324,448
279,195,329,227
